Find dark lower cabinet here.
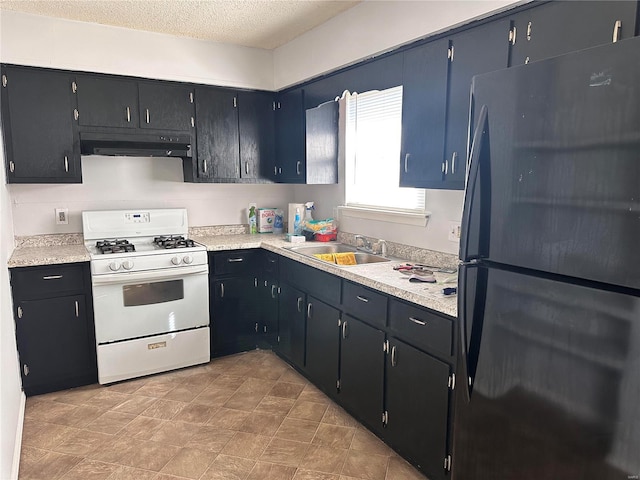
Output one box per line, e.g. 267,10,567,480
385,337,452,480
305,296,340,396
1,65,80,183
256,251,279,348
10,263,97,396
277,281,306,369
339,314,385,434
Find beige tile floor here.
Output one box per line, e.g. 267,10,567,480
19,349,428,480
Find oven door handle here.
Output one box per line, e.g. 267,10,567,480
92,264,208,286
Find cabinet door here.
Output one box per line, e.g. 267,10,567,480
195,87,240,180
15,295,95,393
76,75,139,128
305,100,338,184
339,314,385,433
277,282,306,369
239,90,275,181
443,19,510,190
275,88,306,183
211,276,255,355
385,337,451,480
139,82,194,131
305,296,340,396
399,39,449,188
1,66,80,183
509,1,638,66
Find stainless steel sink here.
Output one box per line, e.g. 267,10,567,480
286,243,390,265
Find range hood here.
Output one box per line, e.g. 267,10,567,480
80,132,192,158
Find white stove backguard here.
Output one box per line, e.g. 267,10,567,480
82,208,189,243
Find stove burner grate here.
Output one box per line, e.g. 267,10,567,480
96,239,135,254
154,235,196,249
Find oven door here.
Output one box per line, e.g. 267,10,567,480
92,264,209,344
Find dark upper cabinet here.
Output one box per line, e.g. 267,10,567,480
305,100,339,184
275,88,306,183
443,19,510,189
195,86,240,180
138,82,194,131
1,65,80,183
399,38,450,189
238,90,275,181
385,337,451,480
76,75,139,128
509,1,638,66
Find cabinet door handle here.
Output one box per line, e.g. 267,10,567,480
64,156,69,173
74,109,79,121
526,21,532,41
391,345,397,367
509,26,517,45
71,81,77,93
404,153,410,173
356,295,369,303
220,282,225,298
442,159,448,175
2,74,7,87
42,275,63,280
447,45,454,61
189,92,194,103
245,161,249,175
274,166,278,176
254,277,258,288
297,297,303,313
191,116,195,128
227,258,244,263
409,316,426,326
9,161,15,173
17,306,23,319
307,302,312,318
233,96,237,108
271,285,277,299
612,20,622,43
342,320,348,339
75,300,79,318
296,161,301,175
126,106,131,122
451,151,458,174
146,108,150,124
23,364,29,376
255,322,259,332
203,160,208,174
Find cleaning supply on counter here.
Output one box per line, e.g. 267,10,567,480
257,208,276,233
287,203,305,234
273,209,284,234
248,203,257,234
294,208,302,235
304,202,314,222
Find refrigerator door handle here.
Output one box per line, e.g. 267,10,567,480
460,103,489,262
458,264,472,403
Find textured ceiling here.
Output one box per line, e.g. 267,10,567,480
0,0,361,49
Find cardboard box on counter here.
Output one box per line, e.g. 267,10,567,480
257,208,276,233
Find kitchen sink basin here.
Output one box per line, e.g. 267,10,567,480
286,243,390,265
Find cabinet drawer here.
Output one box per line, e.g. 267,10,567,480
342,281,387,328
389,300,452,357
11,264,85,299
212,250,257,276
280,258,340,304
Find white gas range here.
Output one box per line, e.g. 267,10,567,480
82,208,210,384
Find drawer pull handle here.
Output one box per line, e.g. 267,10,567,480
43,275,63,280
75,300,79,318
356,295,369,303
297,297,303,313
271,285,277,298
126,106,131,122
146,108,150,124
409,317,426,326
612,20,622,43
391,345,397,367
227,258,244,263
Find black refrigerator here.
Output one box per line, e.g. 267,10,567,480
453,36,640,480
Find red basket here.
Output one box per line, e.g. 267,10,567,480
315,232,337,242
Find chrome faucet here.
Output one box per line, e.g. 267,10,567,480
378,239,388,257
355,235,372,252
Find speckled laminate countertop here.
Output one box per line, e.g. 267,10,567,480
7,233,458,318
193,234,458,318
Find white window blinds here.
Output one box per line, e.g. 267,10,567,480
345,86,426,212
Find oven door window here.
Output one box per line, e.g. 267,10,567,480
123,279,184,307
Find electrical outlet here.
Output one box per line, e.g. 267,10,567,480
448,221,461,242
55,208,69,225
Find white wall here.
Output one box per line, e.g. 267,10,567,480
0,130,23,479
273,0,518,89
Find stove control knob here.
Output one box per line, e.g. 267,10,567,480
122,260,134,270
183,255,193,265
108,261,121,271
171,256,182,265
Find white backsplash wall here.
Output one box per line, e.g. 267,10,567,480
10,156,294,236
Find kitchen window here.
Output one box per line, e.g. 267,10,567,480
343,86,427,224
